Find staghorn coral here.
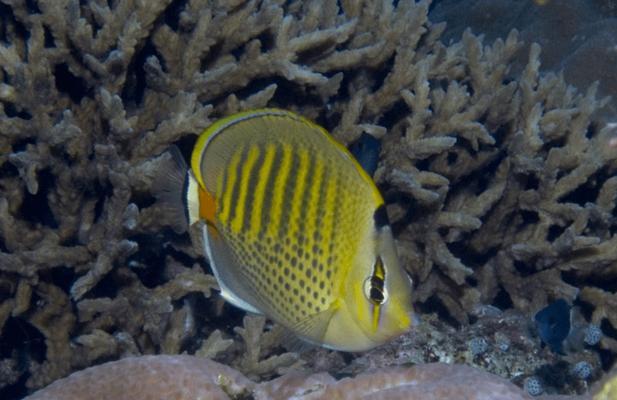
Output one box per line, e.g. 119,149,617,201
579,288,617,354
383,33,617,326
0,0,615,398
430,0,617,122
231,315,301,379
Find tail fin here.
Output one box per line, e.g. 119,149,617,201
152,146,193,233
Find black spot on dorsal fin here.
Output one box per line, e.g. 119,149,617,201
373,205,389,228
348,133,381,176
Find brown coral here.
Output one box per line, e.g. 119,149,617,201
0,0,615,397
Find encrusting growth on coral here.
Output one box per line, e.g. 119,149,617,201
24,354,617,399
24,355,254,400
0,0,615,397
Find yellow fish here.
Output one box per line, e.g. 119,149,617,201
168,109,414,351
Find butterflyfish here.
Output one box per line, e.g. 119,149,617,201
163,109,415,351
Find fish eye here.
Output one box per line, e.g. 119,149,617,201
364,276,388,305
364,256,388,305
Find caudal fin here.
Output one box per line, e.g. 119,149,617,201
151,146,192,233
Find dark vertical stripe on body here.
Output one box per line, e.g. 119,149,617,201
278,150,298,239
298,152,316,238
227,147,247,228
242,146,264,234
315,164,329,241
329,174,342,252
218,151,231,219
260,145,282,238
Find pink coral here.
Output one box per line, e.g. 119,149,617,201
256,363,533,400
25,355,253,400
26,355,551,400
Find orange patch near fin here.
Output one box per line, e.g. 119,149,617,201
198,186,216,223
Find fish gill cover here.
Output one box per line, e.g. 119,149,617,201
0,0,616,398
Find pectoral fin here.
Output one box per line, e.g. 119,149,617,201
288,307,336,347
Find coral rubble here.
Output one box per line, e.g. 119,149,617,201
0,0,615,398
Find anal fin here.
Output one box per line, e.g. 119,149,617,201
280,330,319,354
203,223,262,315
287,307,336,349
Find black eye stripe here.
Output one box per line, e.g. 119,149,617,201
369,258,386,305
370,277,385,303
373,204,389,228
371,276,384,288
370,287,384,303
365,256,387,305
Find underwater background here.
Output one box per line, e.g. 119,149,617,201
0,0,616,398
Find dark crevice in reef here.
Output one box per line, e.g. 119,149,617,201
54,63,91,103
121,39,161,106
491,286,514,310
18,168,59,229
162,0,189,31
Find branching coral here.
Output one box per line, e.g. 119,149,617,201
430,0,617,123
381,33,616,326
232,315,300,379
0,0,615,397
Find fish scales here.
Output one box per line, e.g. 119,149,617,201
214,138,367,323
232,145,260,233
249,143,276,238
183,109,415,351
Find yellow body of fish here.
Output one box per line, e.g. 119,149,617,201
185,109,414,351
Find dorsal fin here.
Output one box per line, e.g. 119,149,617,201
189,109,383,202
191,109,298,193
